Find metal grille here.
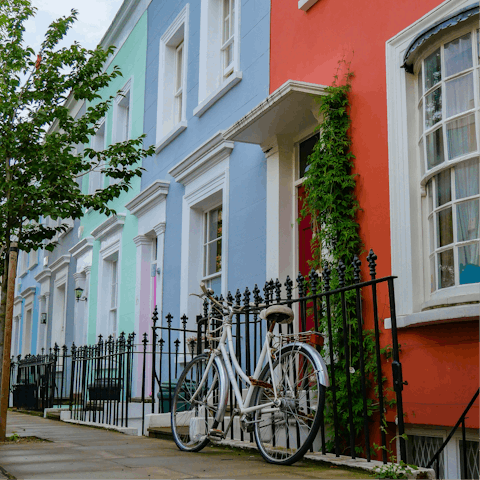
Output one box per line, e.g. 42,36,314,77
407,435,445,479
460,440,479,479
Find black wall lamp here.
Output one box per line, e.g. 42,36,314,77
75,287,87,302
40,313,47,324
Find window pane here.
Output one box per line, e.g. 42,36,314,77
206,239,221,276
175,94,182,123
429,216,434,252
176,45,183,91
425,87,442,129
459,440,480,480
455,158,479,199
418,101,423,138
444,33,472,77
424,49,441,91
419,138,425,176
299,133,319,179
427,180,433,213
208,275,222,296
446,114,477,160
406,435,444,479
445,73,474,117
208,208,222,242
458,243,480,285
437,207,453,247
430,255,436,293
223,0,230,42
457,199,479,242
438,249,455,289
436,169,451,207
417,66,422,99
426,127,444,169
224,43,233,69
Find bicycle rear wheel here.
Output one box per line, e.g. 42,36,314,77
253,344,326,465
171,354,221,452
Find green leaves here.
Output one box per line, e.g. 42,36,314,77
300,58,392,457
0,0,155,256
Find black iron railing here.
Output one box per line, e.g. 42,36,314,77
426,388,480,479
9,250,411,465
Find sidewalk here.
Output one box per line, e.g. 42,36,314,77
0,411,373,479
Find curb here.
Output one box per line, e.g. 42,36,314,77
0,465,15,480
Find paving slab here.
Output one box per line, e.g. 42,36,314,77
1,411,374,479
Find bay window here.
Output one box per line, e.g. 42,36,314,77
417,28,480,292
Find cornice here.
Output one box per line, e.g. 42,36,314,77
49,255,71,274
168,131,234,186
100,0,152,70
20,286,36,299
69,237,94,259
34,269,52,284
133,234,153,247
125,181,170,217
91,214,126,241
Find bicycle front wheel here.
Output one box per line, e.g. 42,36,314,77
171,354,221,452
253,344,326,465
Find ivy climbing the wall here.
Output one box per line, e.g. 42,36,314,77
300,59,391,457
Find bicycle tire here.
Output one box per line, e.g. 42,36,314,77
252,344,326,465
171,354,221,452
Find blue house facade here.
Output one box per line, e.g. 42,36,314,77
126,0,271,336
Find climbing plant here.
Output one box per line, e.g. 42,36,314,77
300,58,389,456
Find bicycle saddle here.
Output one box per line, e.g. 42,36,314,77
259,305,294,324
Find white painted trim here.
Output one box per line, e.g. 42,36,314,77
385,0,478,317
179,154,230,328
156,4,189,147
169,131,234,185
298,0,319,11
384,303,479,329
100,0,152,71
20,286,36,305
223,80,326,145
155,121,187,154
69,237,94,259
112,77,133,145
197,0,241,107
193,71,242,117
49,255,71,274
125,180,170,217
34,268,51,284
91,214,126,241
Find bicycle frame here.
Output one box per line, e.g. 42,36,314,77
189,303,329,429
190,318,276,423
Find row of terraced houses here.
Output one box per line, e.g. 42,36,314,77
10,0,479,477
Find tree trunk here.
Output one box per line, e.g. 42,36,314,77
0,243,10,401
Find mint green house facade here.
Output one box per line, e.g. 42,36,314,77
70,0,152,345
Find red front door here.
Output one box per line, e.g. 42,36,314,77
297,184,315,330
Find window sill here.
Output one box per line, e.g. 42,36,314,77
384,303,479,329
298,0,319,11
28,262,38,271
193,72,242,118
155,121,187,154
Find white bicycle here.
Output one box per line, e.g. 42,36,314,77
171,283,330,465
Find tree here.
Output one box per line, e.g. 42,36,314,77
0,1,155,397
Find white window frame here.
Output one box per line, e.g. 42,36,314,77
386,0,479,327
113,78,132,144
88,118,106,194
403,425,479,479
195,0,242,117
202,203,223,291
169,132,232,327
156,5,189,154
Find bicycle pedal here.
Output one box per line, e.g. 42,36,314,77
208,428,225,440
